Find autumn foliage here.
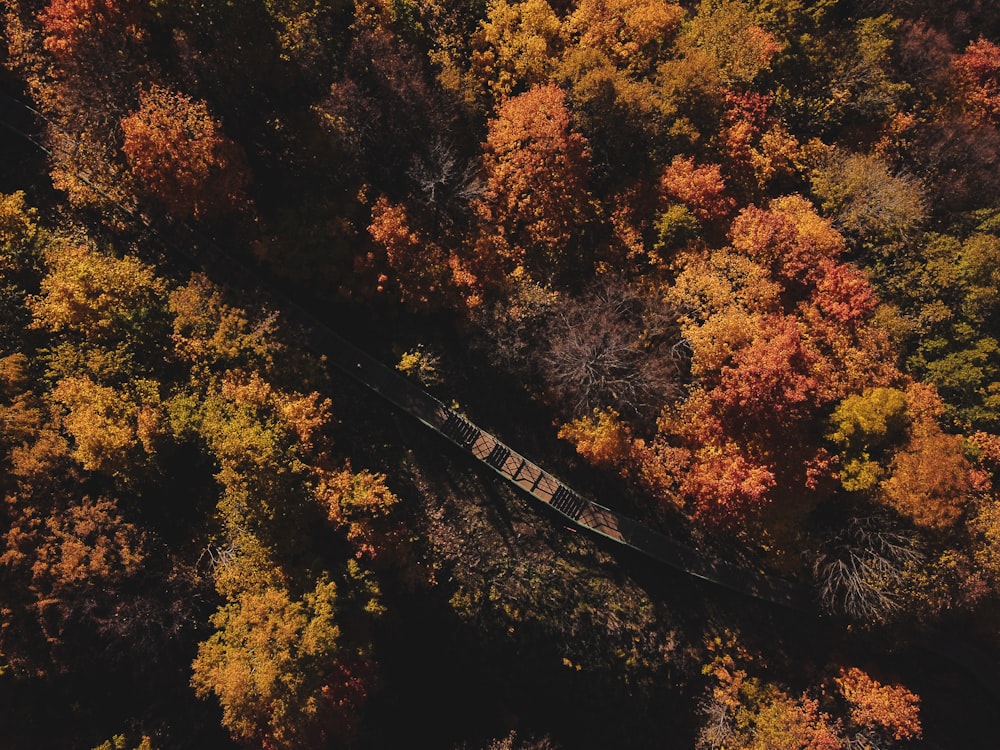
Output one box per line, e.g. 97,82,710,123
190,582,375,750
38,0,142,63
699,643,922,750
2,0,1000,742
878,384,972,530
314,464,408,565
682,442,776,525
729,196,847,286
836,667,922,742
121,85,250,219
367,196,478,308
477,83,594,275
557,408,632,469
699,649,844,750
659,155,735,223
471,0,564,103
566,0,683,70
953,38,1000,125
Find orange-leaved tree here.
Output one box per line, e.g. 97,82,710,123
953,37,1000,125
878,383,972,530
836,667,921,744
121,85,250,219
367,196,478,309
313,464,410,567
729,195,847,287
191,580,377,750
476,83,595,278
39,0,143,64
659,155,735,224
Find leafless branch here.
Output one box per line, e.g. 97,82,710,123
540,278,688,423
814,517,923,624
408,135,483,210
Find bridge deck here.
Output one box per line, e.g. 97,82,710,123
303,316,812,610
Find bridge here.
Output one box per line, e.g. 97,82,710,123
303,308,813,612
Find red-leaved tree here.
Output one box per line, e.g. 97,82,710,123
659,155,735,223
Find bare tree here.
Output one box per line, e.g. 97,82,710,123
814,517,924,624
473,278,562,374
540,279,688,424
696,696,736,750
408,135,483,210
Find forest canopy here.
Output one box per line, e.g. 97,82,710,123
2,0,999,748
